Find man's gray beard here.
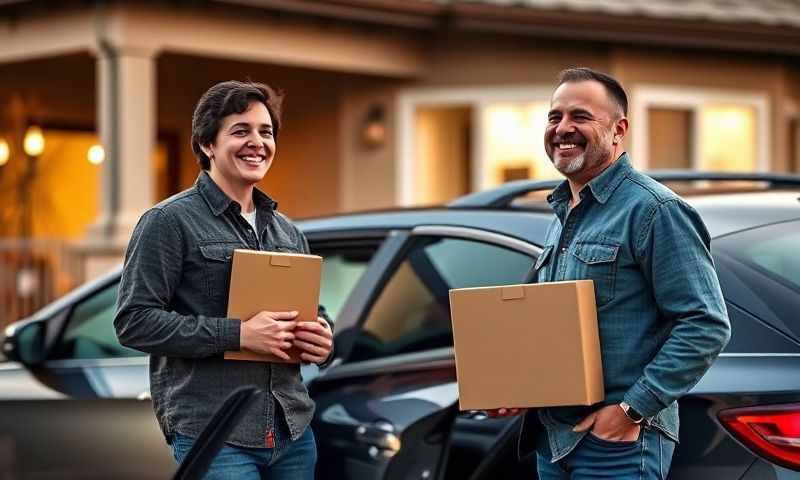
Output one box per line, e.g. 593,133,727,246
556,152,586,175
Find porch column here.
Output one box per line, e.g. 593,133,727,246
79,44,157,280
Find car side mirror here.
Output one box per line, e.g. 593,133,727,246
2,319,47,365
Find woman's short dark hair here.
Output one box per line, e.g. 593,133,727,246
191,80,284,170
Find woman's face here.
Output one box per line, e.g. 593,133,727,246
205,101,276,189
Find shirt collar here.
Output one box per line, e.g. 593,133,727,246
546,153,631,208
587,153,631,204
196,171,278,216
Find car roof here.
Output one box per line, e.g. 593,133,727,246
298,208,555,245
684,191,800,237
299,189,800,242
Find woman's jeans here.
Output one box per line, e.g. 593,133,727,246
170,426,317,480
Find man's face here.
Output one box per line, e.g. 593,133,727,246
206,101,276,188
544,80,622,177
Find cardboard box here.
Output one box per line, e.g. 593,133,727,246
449,280,603,410
225,249,322,363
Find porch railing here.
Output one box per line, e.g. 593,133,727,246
0,238,83,330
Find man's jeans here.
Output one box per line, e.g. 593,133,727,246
170,426,316,480
536,427,675,480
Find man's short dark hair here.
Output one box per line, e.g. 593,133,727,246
557,67,628,117
191,80,284,170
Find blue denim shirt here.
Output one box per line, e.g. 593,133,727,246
529,155,730,462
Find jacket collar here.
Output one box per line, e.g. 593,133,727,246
196,170,278,217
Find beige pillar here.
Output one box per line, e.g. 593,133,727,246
77,45,157,280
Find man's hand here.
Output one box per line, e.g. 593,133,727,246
573,404,641,442
292,317,333,364
485,408,526,418
239,310,299,361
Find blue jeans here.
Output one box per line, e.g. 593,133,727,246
536,427,675,480
170,426,317,480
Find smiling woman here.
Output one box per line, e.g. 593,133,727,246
204,102,276,201
191,81,283,214
115,79,331,480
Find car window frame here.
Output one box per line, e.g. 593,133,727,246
49,281,145,362
331,225,542,370
307,231,387,325
46,274,121,362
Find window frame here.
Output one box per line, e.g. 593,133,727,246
50,280,144,362
630,85,770,172
339,225,542,365
396,85,554,206
308,234,387,324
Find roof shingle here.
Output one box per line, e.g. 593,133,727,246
443,0,800,28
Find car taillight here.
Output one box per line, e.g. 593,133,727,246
719,403,800,471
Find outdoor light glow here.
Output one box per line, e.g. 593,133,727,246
23,126,45,157
701,104,756,172
88,144,105,165
0,139,9,166
484,102,559,187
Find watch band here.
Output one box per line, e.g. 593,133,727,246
619,402,644,424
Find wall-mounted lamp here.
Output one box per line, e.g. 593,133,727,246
23,126,45,157
0,138,9,166
361,105,386,149
87,144,105,165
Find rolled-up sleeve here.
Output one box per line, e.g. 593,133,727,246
624,199,731,418
114,208,241,358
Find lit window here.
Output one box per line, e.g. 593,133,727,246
483,102,559,187
700,104,757,172
635,87,766,173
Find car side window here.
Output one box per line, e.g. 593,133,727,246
51,283,144,360
348,236,535,362
315,247,375,322
312,242,380,323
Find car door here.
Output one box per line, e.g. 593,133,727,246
310,225,540,480
0,278,176,480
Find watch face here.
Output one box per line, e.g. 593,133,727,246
621,402,643,422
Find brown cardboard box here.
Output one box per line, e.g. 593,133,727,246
448,280,603,411
224,249,322,363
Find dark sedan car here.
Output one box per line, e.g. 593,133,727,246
2,172,800,480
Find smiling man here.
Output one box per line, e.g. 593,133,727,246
491,68,731,479
115,81,333,479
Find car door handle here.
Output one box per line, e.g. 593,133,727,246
461,410,488,421
355,420,400,455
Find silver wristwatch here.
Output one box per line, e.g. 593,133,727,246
619,401,644,424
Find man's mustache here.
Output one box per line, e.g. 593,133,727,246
551,133,587,144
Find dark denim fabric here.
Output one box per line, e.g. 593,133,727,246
536,427,676,480
528,155,730,462
114,171,332,448
170,426,317,480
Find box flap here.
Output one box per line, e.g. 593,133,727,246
270,255,292,267
501,286,525,301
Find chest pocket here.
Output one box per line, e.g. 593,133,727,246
572,242,619,308
199,241,239,305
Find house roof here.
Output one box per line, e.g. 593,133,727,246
447,0,800,29
4,0,799,55
216,0,800,54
